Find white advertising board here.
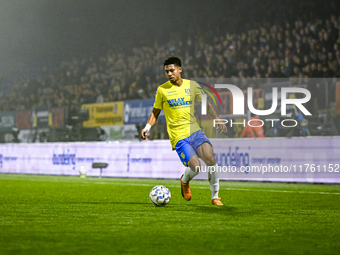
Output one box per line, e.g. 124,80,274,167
0,137,339,183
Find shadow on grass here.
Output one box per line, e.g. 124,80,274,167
70,201,237,210
69,201,151,205
67,202,259,216
167,204,263,217
171,204,237,214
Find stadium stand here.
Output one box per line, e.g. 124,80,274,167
0,14,339,112
0,9,339,141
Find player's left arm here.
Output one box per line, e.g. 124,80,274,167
194,81,227,133
207,101,227,133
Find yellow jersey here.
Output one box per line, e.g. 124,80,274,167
154,79,204,149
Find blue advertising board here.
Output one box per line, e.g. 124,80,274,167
123,99,165,124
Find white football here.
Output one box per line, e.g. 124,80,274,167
149,185,171,206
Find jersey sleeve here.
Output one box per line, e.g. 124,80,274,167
194,82,205,103
153,87,163,109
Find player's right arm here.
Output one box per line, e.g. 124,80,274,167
142,86,163,140
141,108,161,140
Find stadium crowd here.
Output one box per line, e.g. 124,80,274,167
0,14,340,112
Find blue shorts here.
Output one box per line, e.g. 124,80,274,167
175,130,212,167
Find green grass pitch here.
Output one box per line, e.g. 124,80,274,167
0,174,339,255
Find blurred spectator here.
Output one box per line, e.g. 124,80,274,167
240,114,266,138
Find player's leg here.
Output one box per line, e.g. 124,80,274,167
196,141,223,206
182,155,201,183
176,138,201,201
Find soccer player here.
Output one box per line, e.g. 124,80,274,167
141,56,227,205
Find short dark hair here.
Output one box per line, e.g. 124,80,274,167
164,56,181,67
